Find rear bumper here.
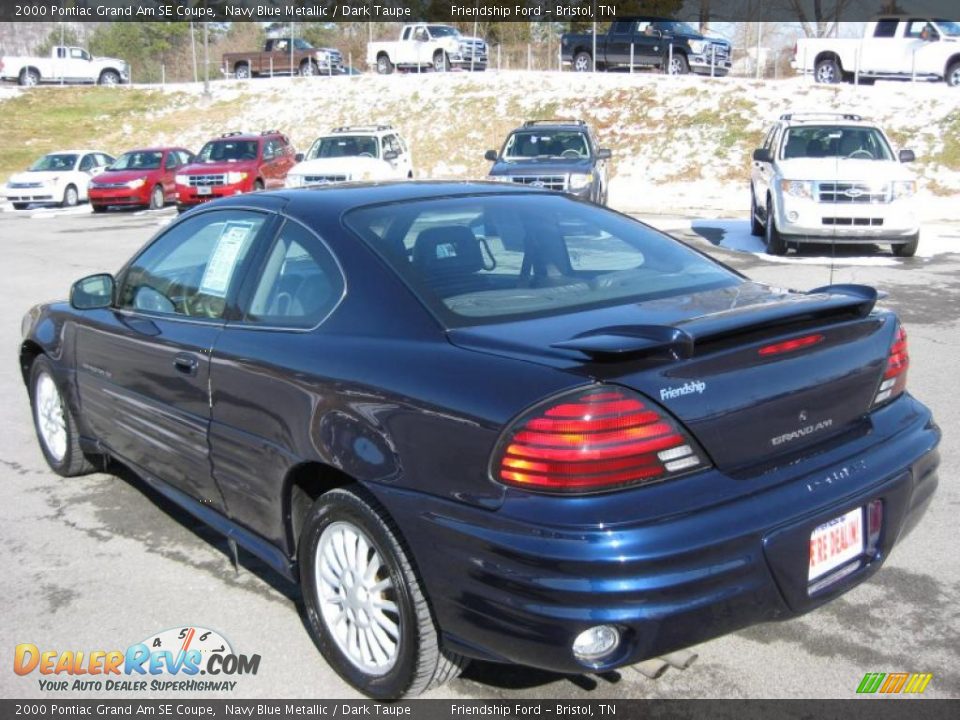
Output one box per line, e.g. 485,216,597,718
372,395,939,673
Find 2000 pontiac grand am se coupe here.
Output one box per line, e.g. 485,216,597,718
21,183,939,698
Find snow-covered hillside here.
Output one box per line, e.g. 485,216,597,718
3,71,958,219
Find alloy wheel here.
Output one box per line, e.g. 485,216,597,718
315,521,401,675
34,373,67,462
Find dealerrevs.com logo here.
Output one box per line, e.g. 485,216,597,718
14,626,260,692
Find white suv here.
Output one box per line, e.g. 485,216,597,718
750,113,920,257
285,126,413,188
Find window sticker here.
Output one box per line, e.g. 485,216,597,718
199,221,255,297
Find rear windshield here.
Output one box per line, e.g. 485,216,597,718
344,195,737,327
307,136,379,160
781,126,893,161
197,140,260,163
110,151,163,170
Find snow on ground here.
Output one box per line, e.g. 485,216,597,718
670,217,959,266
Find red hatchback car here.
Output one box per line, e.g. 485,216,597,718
89,147,195,212
174,131,297,212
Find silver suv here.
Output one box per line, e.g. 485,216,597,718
750,113,920,257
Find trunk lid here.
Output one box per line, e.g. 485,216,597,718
448,282,892,471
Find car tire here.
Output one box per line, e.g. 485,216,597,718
29,356,95,477
573,51,593,72
19,67,40,86
13,202,29,210
253,180,264,192
98,69,121,86
667,54,690,76
61,185,79,208
298,487,467,699
376,55,394,75
433,51,450,73
946,62,960,87
750,190,764,237
92,204,107,213
892,233,919,257
300,60,319,77
234,63,251,80
764,200,788,255
148,184,164,210
814,57,841,84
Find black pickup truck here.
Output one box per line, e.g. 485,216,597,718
561,18,731,76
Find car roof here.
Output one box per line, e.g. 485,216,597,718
48,149,106,155
206,180,553,217
119,146,189,153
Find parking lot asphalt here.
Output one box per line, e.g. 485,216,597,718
0,204,957,700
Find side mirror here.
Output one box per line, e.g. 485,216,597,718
753,148,773,163
70,273,114,310
899,149,916,163
597,148,612,160
484,149,498,162
295,152,304,162
384,150,399,161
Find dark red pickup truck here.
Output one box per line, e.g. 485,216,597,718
223,38,342,78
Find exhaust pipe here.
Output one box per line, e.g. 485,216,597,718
631,658,669,679
661,650,698,670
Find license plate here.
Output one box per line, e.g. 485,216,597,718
197,186,212,196
808,507,864,582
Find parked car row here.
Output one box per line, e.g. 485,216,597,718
3,120,614,212
4,112,923,259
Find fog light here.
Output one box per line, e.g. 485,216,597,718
787,211,799,222
572,625,620,663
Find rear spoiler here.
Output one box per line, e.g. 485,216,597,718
551,284,878,361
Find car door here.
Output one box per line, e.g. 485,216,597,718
74,209,273,508
260,139,282,188
382,134,405,178
208,217,346,545
752,124,780,203
162,150,181,199
859,18,902,73
77,153,99,198
604,21,634,68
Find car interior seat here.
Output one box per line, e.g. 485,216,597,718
413,226,486,297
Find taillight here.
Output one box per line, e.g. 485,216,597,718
874,323,908,406
493,387,709,494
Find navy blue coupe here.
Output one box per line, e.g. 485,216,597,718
21,183,939,698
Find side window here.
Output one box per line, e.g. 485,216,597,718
79,154,95,172
383,134,401,156
873,19,899,38
118,211,266,319
96,153,113,167
178,151,194,165
264,140,281,160
165,152,179,170
402,27,411,41
56,47,66,58
245,221,344,329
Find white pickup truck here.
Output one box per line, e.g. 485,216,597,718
367,24,487,74
0,46,129,86
794,16,960,86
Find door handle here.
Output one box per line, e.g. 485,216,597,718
173,352,199,375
